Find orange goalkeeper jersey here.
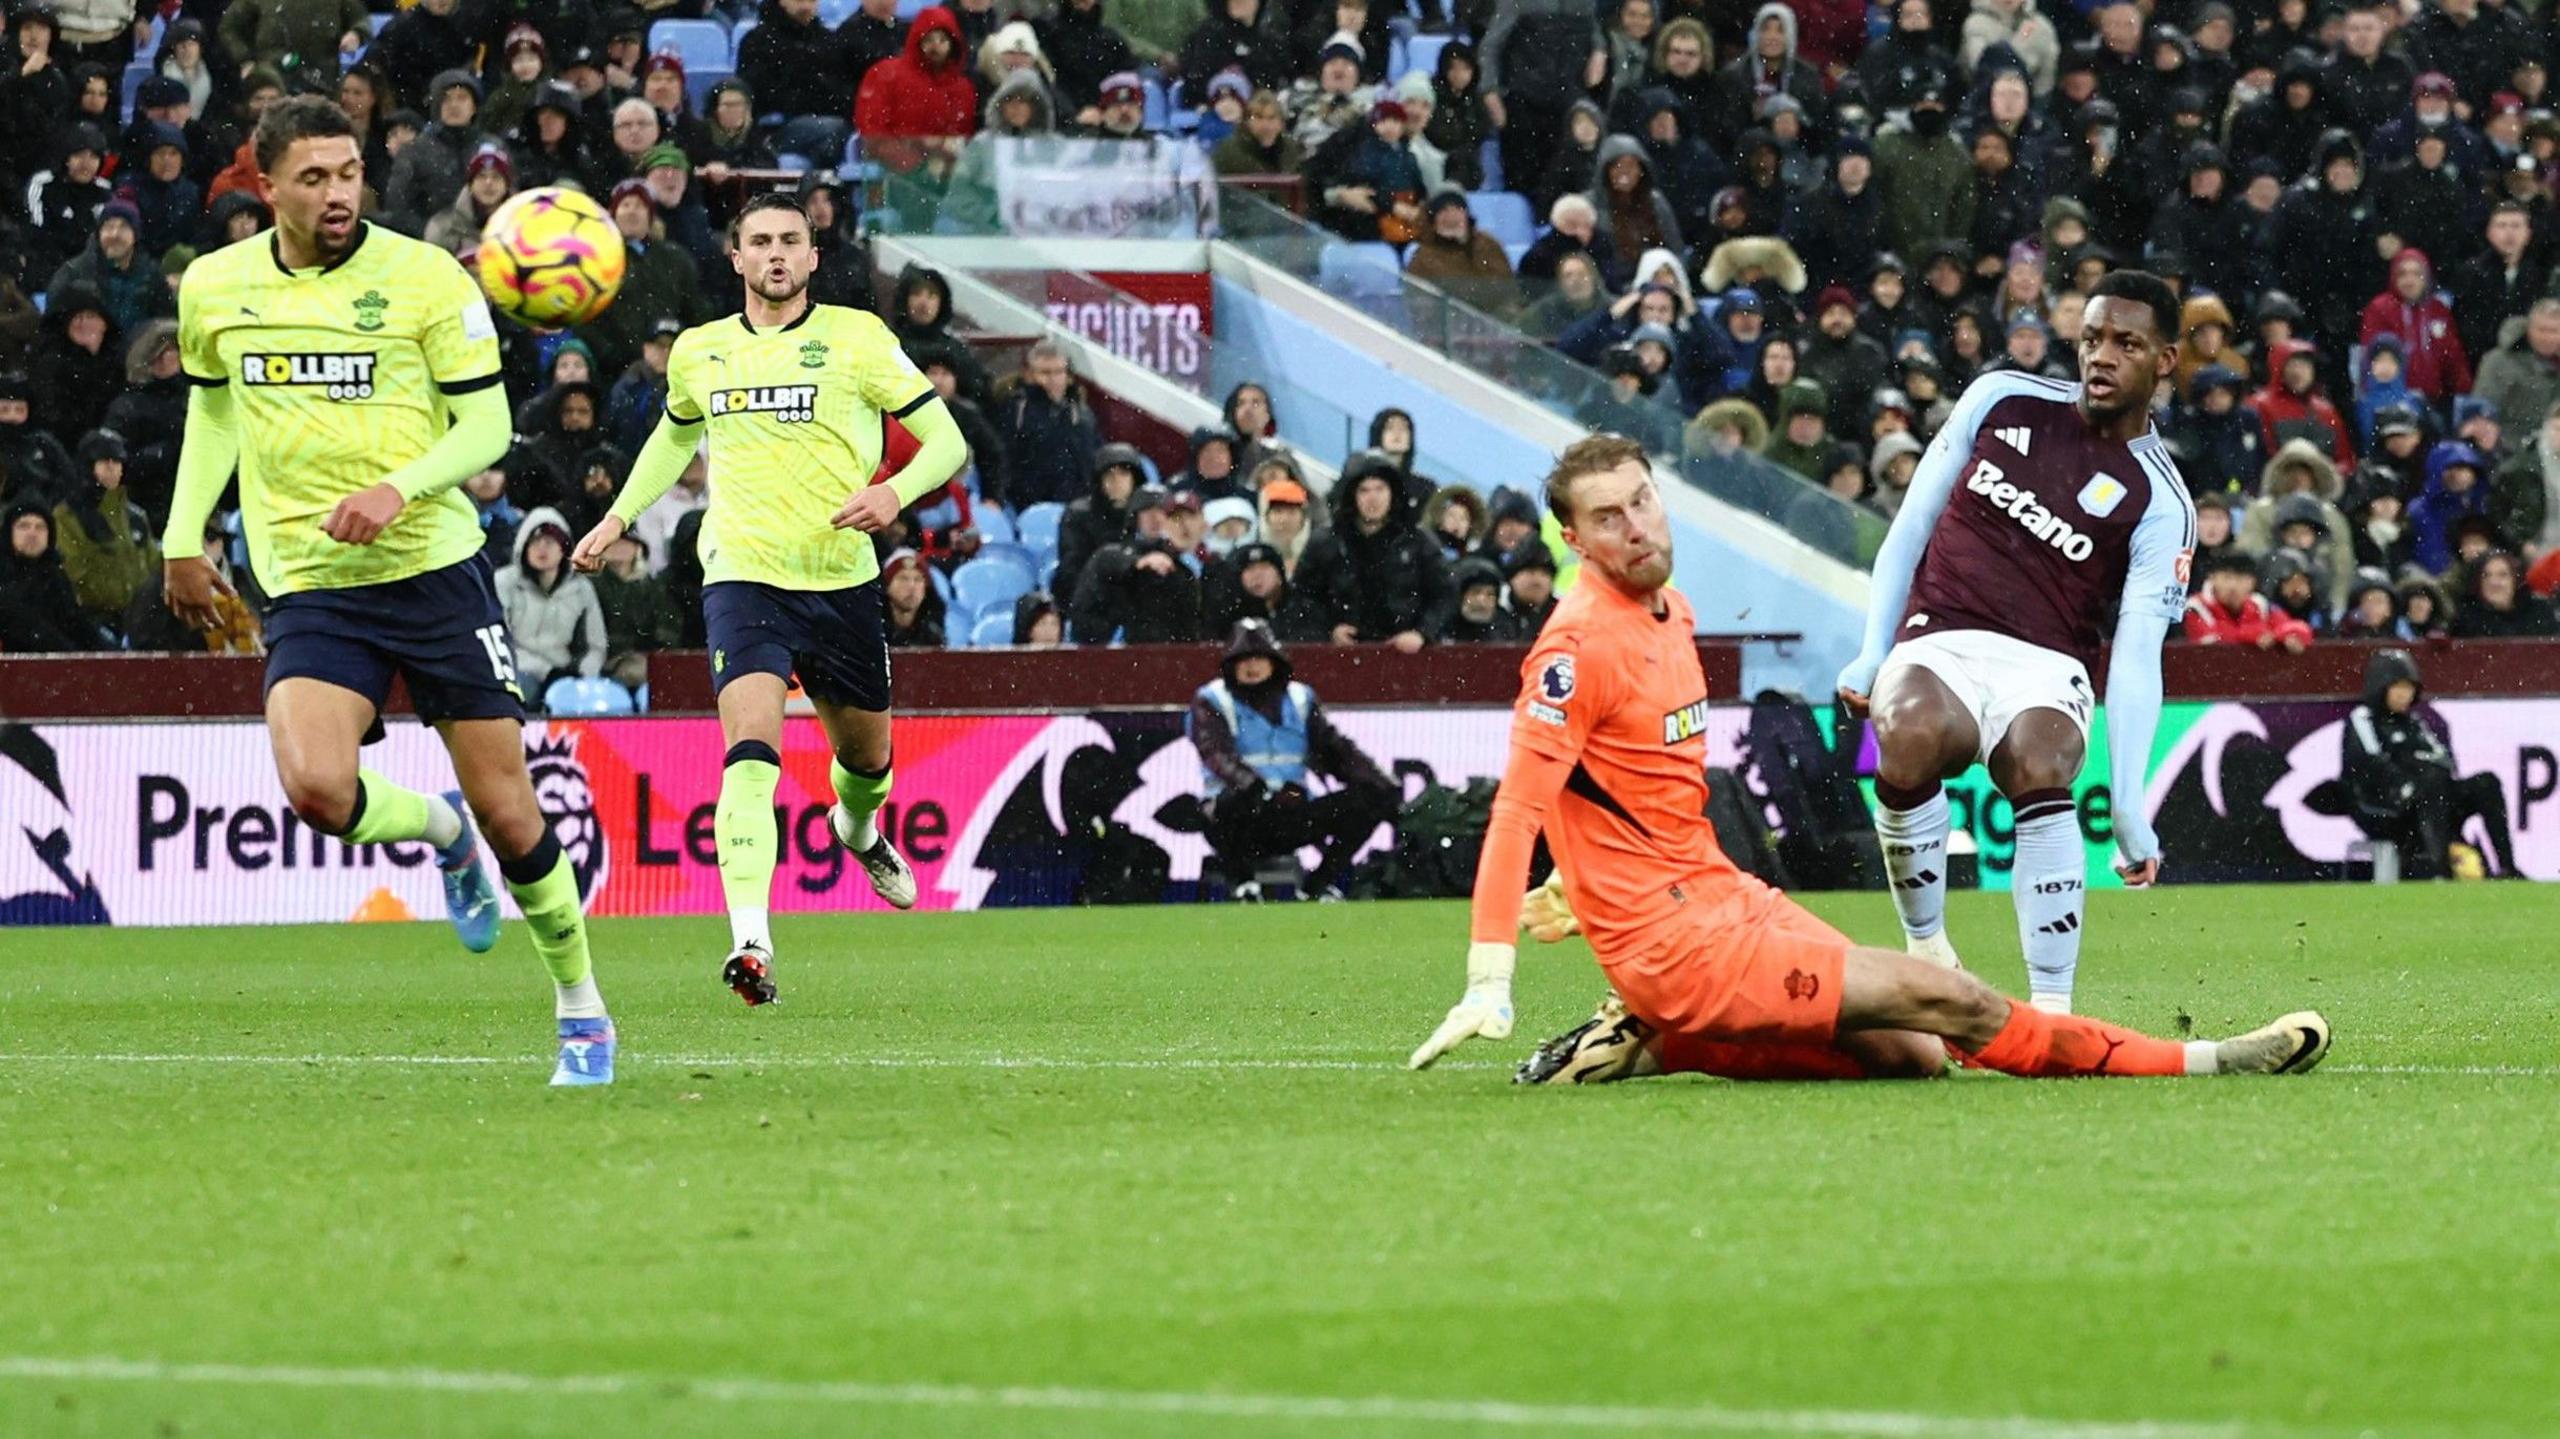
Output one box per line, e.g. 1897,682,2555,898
1469,578,1745,955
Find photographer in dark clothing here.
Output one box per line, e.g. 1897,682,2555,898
2342,648,2520,879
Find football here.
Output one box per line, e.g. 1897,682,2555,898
475,186,627,330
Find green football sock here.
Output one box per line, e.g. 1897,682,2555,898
498,839,600,1014
719,743,782,951
830,756,892,851
345,770,462,849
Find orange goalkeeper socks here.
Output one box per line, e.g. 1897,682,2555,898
1966,999,2190,1078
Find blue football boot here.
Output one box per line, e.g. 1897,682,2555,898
433,789,501,954
551,1016,617,1087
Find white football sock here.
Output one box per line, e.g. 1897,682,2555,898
2010,800,2085,1011
422,792,465,851
1874,786,1951,942
730,905,770,956
555,975,608,1020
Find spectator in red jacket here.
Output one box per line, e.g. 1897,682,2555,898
856,6,979,170
2250,337,2357,470
2184,551,2315,650
2359,248,2472,404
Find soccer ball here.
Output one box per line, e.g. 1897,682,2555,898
476,187,627,330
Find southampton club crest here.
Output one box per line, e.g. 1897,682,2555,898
523,725,607,901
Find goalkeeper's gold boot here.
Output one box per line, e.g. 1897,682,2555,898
1514,993,1660,1085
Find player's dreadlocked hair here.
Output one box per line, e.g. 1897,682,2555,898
2086,270,2180,340
1544,433,1651,526
253,95,357,176
727,191,810,249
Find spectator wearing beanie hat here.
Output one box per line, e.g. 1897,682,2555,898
1786,133,1883,294
1311,92,1425,244
424,142,515,256
29,122,114,281
1,3,71,176
53,427,157,627
481,23,550,137
1084,68,1153,137
1290,33,1374,153
585,176,710,380
1799,283,1890,436
47,198,172,337
638,52,715,162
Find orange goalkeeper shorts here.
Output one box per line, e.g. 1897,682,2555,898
1597,876,1848,1049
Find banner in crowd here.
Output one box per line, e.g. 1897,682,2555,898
991,138,1218,238
1045,272,1212,387
4,699,2550,927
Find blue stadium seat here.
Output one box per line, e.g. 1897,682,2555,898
1478,138,1504,192
1503,241,1529,269
1404,34,1450,82
928,562,955,609
650,18,730,75
975,506,1015,544
1143,76,1169,134
729,16,757,55
972,610,1018,646
895,0,930,15
972,542,1041,585
122,64,151,113
634,682,650,712
952,557,1035,618
817,0,857,24
543,676,637,715
1468,190,1533,249
1320,242,1404,297
1015,501,1066,554
685,66,733,108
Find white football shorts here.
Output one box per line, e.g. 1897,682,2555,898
1876,627,2094,769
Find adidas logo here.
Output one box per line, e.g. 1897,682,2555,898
2036,913,2082,935
1893,870,1940,891
1995,425,2032,454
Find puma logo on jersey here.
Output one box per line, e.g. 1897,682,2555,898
707,384,819,422
1995,426,2032,454
240,352,375,400
1965,458,2096,562
1906,612,1930,628
1660,697,1711,744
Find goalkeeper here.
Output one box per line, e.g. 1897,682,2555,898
573,192,968,1006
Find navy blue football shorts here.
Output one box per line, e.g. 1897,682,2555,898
701,578,891,712
262,553,525,740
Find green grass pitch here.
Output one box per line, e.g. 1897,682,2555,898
2,884,2555,1439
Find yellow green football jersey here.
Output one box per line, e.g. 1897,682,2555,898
178,222,499,597
664,303,935,591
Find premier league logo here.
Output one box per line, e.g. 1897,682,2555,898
523,726,608,902
0,724,109,925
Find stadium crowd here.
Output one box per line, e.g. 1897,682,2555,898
7,0,2560,693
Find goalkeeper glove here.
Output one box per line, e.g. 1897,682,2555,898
1521,871,1580,944
1407,941,1516,1070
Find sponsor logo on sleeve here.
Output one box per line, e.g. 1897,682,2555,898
1526,701,1567,726
1661,697,1710,744
460,296,497,342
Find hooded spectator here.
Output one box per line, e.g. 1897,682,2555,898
1760,377,1832,482
2273,128,2387,353
1522,250,1608,341
1876,78,1976,257
50,427,156,626
1057,441,1148,593
1425,41,1491,191
1587,134,1683,264
857,4,979,170
29,291,119,447
497,505,605,699
1224,383,1281,480
380,67,488,232
2240,439,2356,612
1532,98,1608,220
2358,249,2471,405
1787,136,1886,294
2343,647,2521,879
889,264,990,407
1069,518,1203,642
424,142,515,256
511,81,594,192
2410,439,2494,574
0,500,92,651
1327,448,1450,646
1173,427,1246,503
2170,363,2264,496
1188,618,1395,900
1962,0,2057,95
1421,483,1487,563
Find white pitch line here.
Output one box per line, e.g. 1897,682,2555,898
0,1053,2553,1078
0,1354,2246,1439
0,1052,1480,1072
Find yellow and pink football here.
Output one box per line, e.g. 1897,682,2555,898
476,187,627,330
